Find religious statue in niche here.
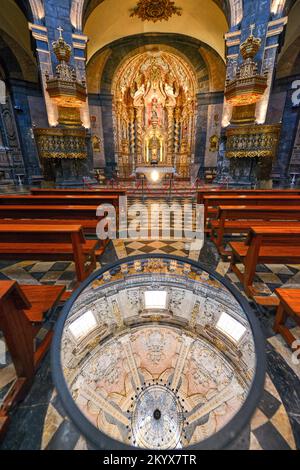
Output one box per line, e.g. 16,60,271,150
90,115,97,129
92,135,102,152
209,135,219,152
130,0,182,23
112,51,197,178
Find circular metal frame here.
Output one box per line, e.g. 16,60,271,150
51,254,266,450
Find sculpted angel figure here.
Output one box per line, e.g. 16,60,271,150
132,73,146,105
164,74,179,105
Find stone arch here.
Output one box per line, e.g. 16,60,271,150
277,0,300,77
277,36,300,78
0,35,24,81
213,0,243,27
28,0,45,21
0,30,38,82
14,0,44,22
86,33,225,95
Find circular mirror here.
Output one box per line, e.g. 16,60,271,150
52,255,265,450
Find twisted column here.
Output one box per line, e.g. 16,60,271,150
135,106,143,165
129,107,136,171
167,106,175,166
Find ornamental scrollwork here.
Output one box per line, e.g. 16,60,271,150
130,0,182,23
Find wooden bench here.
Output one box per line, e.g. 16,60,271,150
0,194,119,208
203,195,300,228
0,224,100,283
0,280,65,440
211,205,300,256
197,188,300,204
0,204,109,235
274,289,300,349
31,188,126,196
230,226,300,305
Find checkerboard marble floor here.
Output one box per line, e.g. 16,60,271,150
0,197,299,450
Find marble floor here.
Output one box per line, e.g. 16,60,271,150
0,196,299,450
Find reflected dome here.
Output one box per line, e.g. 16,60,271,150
52,255,265,450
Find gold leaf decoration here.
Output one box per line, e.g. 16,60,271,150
130,0,182,23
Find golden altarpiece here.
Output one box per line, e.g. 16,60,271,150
112,51,197,179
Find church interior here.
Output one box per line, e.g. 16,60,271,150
0,0,300,452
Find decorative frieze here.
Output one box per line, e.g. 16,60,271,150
34,127,87,159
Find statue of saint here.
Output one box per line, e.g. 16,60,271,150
150,98,159,127
149,134,160,164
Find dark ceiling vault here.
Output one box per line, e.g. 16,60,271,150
14,0,34,22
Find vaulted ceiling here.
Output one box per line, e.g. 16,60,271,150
82,0,233,28
0,0,37,81
84,0,229,61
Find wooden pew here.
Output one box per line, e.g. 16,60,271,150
229,226,300,305
31,188,126,196
203,194,300,228
211,205,300,256
0,281,65,440
274,289,300,349
0,204,107,234
0,194,119,208
197,188,300,204
0,224,100,283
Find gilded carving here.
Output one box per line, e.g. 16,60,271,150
226,124,281,159
112,51,196,178
46,27,87,128
34,127,87,160
209,135,219,152
130,0,182,23
225,26,268,125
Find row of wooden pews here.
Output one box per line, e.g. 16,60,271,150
230,226,300,304
0,187,124,439
198,188,300,353
197,188,300,205
211,206,300,256
0,280,65,439
0,224,99,284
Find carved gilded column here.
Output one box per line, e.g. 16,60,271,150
174,107,181,153
129,107,136,171
187,104,194,155
167,106,175,166
113,99,122,173
135,106,143,165
174,107,181,171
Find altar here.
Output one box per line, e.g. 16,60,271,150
135,166,175,183
112,51,197,180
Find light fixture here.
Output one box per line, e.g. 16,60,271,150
68,310,97,341
216,312,246,343
144,291,167,310
150,170,160,183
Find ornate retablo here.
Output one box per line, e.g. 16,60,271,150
112,50,196,179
